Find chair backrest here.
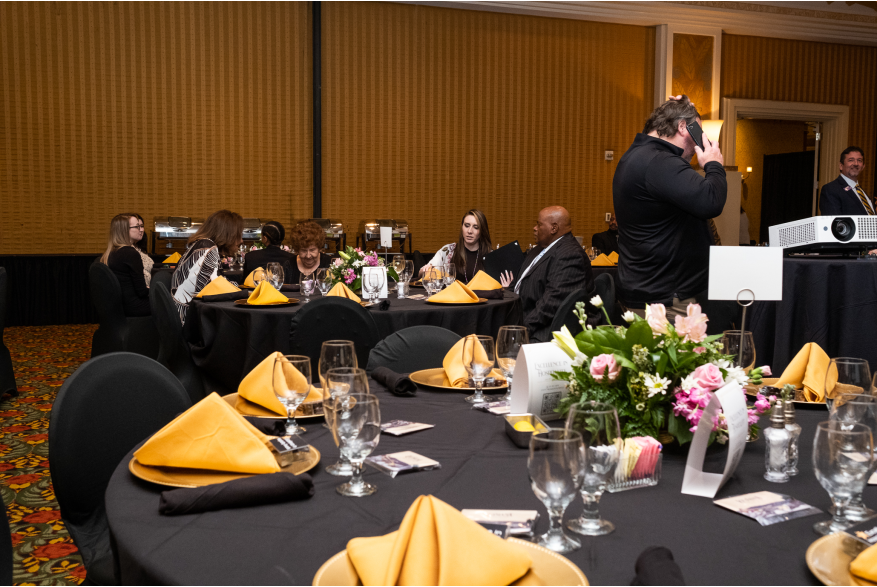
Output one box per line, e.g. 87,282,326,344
149,282,205,403
593,273,616,323
289,296,382,375
151,268,173,291
412,250,427,278
0,267,7,334
49,352,191,575
366,326,461,373
89,261,128,356
549,288,591,336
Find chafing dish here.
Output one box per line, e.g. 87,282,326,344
151,216,263,253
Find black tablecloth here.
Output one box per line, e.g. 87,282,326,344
188,294,522,395
107,379,845,586
749,257,877,373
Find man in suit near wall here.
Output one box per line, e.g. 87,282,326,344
819,146,872,215
514,206,594,342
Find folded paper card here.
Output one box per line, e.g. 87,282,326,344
247,281,289,305
774,342,836,402
608,251,619,264
196,276,241,298
591,253,614,267
134,392,280,474
442,335,496,388
326,281,361,303
238,352,317,416
243,267,265,288
163,252,181,264
467,270,502,291
429,281,479,304
346,495,538,586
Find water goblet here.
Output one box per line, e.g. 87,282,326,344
392,255,406,276
252,268,267,286
528,429,585,554
826,358,871,412
330,393,381,497
565,401,621,536
364,270,382,301
496,326,528,402
266,262,284,289
830,393,877,521
315,268,332,296
424,267,439,299
273,355,312,435
443,263,456,287
463,335,495,404
721,330,756,371
300,272,316,303
319,339,358,437
592,248,602,258
397,260,414,299
323,366,368,477
812,420,874,535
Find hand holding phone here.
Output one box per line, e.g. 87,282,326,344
686,120,704,151
687,120,724,167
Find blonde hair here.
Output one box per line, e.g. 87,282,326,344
100,214,136,264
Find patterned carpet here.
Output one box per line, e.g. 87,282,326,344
1,325,95,586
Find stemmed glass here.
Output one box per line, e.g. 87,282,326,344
812,420,874,535
323,367,369,477
565,402,621,536
592,248,602,259
528,429,585,554
722,330,756,371
826,358,871,412
319,339,358,437
443,264,456,287
315,268,332,296
364,271,382,301
463,335,495,404
266,262,284,289
272,355,312,435
830,393,877,521
330,393,381,497
397,260,414,299
252,268,267,286
496,326,528,402
424,267,440,299
299,272,316,303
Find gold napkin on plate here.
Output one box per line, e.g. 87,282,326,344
851,543,877,582
346,495,539,586
429,281,479,304
608,251,619,264
196,276,241,298
591,253,614,266
247,281,289,305
238,352,319,416
163,252,181,264
467,270,502,291
326,282,362,303
442,335,505,388
243,267,265,288
134,392,280,474
774,342,837,402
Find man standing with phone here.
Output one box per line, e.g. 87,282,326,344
613,95,727,318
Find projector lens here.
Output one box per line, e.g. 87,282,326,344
831,217,856,242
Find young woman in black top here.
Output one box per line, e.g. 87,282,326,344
100,213,151,317
242,221,297,282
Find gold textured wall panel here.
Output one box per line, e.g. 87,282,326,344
322,2,655,253
723,34,877,197
672,33,713,116
0,2,312,255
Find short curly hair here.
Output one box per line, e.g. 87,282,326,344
291,220,326,251
643,95,700,138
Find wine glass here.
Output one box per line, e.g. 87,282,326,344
323,366,369,477
463,335,495,404
443,263,456,287
397,260,414,299
252,268,267,286
424,267,440,299
319,339,358,436
364,270,382,302
315,268,332,296
528,429,585,554
266,262,284,289
722,330,756,371
392,255,406,276
273,355,312,436
812,420,873,535
330,393,381,497
585,247,596,261
496,326,528,402
592,248,602,258
830,393,877,521
300,272,316,303
565,401,621,536
826,358,871,412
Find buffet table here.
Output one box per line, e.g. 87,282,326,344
106,379,842,585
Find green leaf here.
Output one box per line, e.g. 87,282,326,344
668,414,694,445
387,267,400,281
613,353,636,370
656,353,668,376
350,277,362,291
624,321,657,351
667,344,678,364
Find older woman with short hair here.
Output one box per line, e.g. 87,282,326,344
287,221,333,284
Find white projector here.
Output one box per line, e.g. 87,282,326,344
768,216,877,251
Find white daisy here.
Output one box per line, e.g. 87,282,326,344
724,365,749,386
680,373,697,391
644,374,672,398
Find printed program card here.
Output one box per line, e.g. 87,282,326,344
714,491,821,526
366,451,441,478
473,400,510,415
461,509,539,535
380,420,434,436
845,518,877,545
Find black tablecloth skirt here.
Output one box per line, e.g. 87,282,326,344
749,257,877,372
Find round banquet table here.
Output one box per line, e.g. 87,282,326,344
107,380,852,586
187,293,522,396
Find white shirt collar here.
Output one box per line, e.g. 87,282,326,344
841,174,860,189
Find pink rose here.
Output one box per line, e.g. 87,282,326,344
693,346,705,354
333,258,343,266
759,365,772,377
645,303,670,335
691,363,724,391
589,354,621,382
674,304,708,343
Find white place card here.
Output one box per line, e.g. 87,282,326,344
681,381,748,498
380,226,393,248
361,266,388,299
380,420,434,436
708,246,783,302
509,342,572,421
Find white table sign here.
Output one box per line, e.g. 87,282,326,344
708,247,783,301
681,381,748,498
380,226,393,249
361,266,388,299
509,342,572,421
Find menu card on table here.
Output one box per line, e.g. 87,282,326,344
366,451,441,478
714,491,820,526
380,420,434,436
509,342,572,421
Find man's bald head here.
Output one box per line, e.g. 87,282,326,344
534,206,572,247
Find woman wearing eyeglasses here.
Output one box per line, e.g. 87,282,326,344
100,213,151,317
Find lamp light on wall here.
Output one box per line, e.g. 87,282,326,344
701,119,724,142
742,166,753,182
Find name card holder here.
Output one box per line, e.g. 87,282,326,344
509,343,573,421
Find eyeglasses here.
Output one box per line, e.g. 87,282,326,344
129,224,144,230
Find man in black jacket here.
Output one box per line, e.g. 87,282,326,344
819,147,872,215
591,214,619,255
613,95,727,317
514,206,594,342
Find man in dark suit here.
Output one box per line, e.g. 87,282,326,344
819,146,872,216
513,206,594,342
591,214,619,255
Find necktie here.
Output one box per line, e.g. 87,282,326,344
856,185,874,215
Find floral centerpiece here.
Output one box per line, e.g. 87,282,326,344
552,299,773,445
328,246,399,291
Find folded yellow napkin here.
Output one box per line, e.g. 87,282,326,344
467,270,502,291
347,495,538,586
134,392,280,474
195,276,241,298
326,281,361,303
163,252,181,264
443,335,491,388
774,342,837,402
429,281,479,304
238,352,320,416
591,253,614,266
247,281,289,305
243,267,265,288
608,251,619,263
851,543,877,582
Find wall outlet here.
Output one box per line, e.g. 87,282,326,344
604,150,614,161
605,213,612,222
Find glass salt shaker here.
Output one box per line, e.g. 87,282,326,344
784,400,801,476
763,400,790,483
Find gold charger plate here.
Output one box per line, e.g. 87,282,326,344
806,532,876,586
233,298,299,307
745,378,826,408
222,391,324,420
409,367,507,391
128,447,321,489
312,537,588,586
425,298,488,306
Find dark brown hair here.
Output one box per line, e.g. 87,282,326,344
841,146,865,163
262,221,286,246
188,210,244,256
450,209,492,277
643,95,700,138
291,221,326,251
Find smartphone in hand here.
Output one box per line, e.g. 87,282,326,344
686,120,704,150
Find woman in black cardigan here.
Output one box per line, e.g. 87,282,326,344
100,213,151,317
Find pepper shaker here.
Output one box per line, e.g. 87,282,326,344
784,400,801,476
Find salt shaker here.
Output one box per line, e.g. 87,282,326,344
763,400,790,483
784,400,801,476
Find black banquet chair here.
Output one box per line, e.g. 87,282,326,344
366,326,461,373
49,352,192,586
593,272,616,322
149,282,205,404
150,268,173,292
0,268,18,398
549,288,591,337
0,501,11,585
289,296,381,375
88,261,160,360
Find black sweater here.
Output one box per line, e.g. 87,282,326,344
107,246,151,317
613,133,727,306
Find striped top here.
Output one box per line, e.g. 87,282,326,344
170,238,220,324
